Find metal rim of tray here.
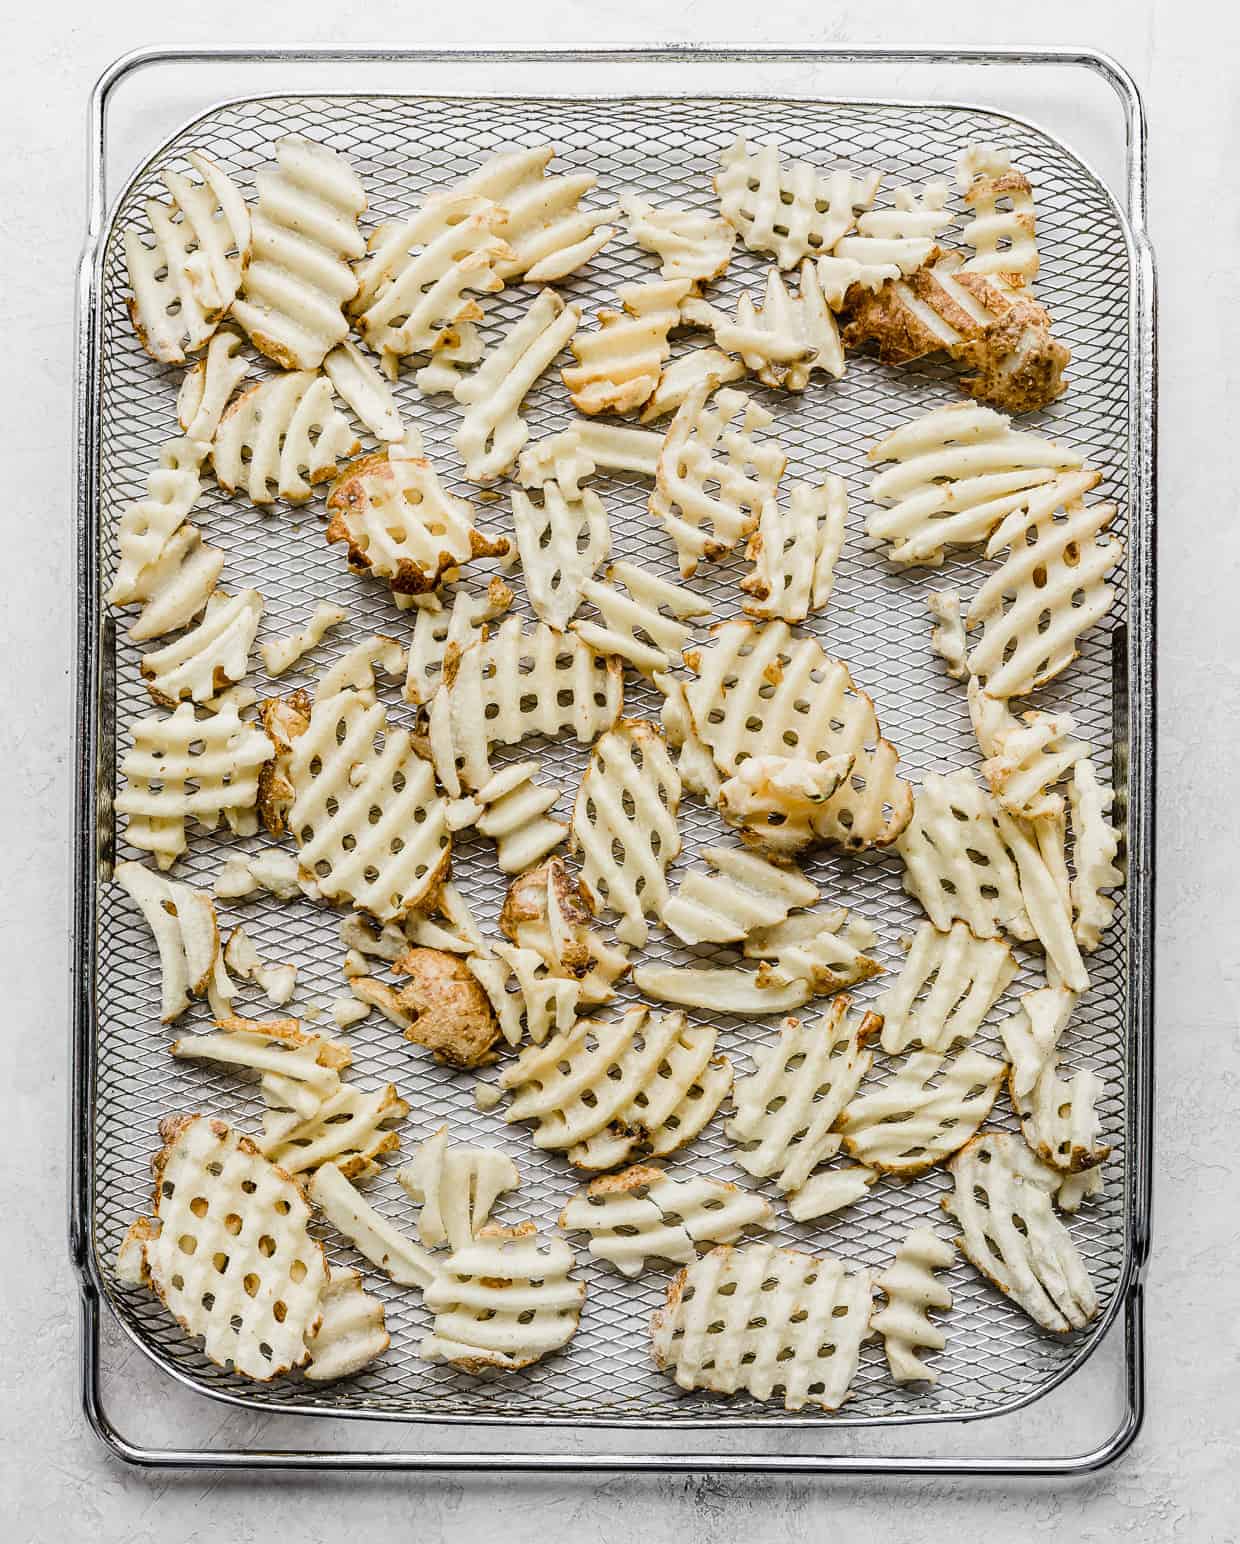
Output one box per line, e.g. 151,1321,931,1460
71,43,1157,1475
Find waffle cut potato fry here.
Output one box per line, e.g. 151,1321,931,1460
575,419,666,478
740,475,847,622
965,472,1122,698
571,719,681,947
172,1015,350,1117
560,1165,773,1278
830,181,951,285
304,1267,390,1382
259,1078,410,1180
124,151,251,364
177,329,251,444
106,438,208,609
262,600,348,677
421,1222,586,1372
968,679,1089,822
999,984,1077,1101
517,426,597,500
726,997,881,1198
281,688,450,921
871,1228,955,1384
468,761,568,875
631,963,812,1016
743,906,883,996
356,946,500,1068
927,590,968,679
397,1125,520,1252
622,196,736,282
402,577,513,704
120,525,225,646
563,279,691,414
866,402,1086,566
573,560,711,678
327,430,509,599
1010,1044,1111,1178
640,346,746,422
1069,758,1124,951
651,1242,874,1412
452,144,619,283
117,697,274,868
231,135,366,370
213,372,360,506
114,861,224,1022
140,589,263,706
499,1006,731,1171
663,845,817,946
427,615,623,796
716,753,853,854
307,1161,436,1288
943,1133,1098,1333
715,137,880,268
685,618,913,850
508,478,610,630
452,288,581,480
838,1047,1007,1175
654,674,722,803
683,261,842,389
117,1115,329,1380
876,921,1016,1055
499,858,631,1009
957,145,1040,287
650,383,788,577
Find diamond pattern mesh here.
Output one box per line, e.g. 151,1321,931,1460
89,92,1134,1427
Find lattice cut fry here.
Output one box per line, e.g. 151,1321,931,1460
743,906,883,995
499,1006,729,1170
117,698,274,868
651,1242,873,1412
140,589,263,706
124,152,251,364
717,753,852,855
314,635,407,703
927,590,969,679
877,921,1016,1055
576,419,666,478
622,196,736,281
308,1161,436,1288
397,1125,520,1252
685,261,842,388
573,560,711,677
453,145,618,282
304,1267,390,1382
468,943,579,1050
663,846,817,946
421,1222,586,1372
326,430,508,598
832,180,951,279
452,288,580,481
871,1228,955,1384
571,719,681,947
786,1165,875,1223
323,340,404,441
350,194,511,368
632,963,812,1018
177,329,251,443
262,601,348,677
563,279,691,415
560,1165,773,1279
470,761,567,875
213,372,360,506
284,689,450,920
866,402,1086,566
715,137,880,268
427,616,623,796
999,984,1076,1101
403,577,512,704
685,618,912,850
649,383,787,576
654,673,722,802
943,1133,1098,1333
1011,1049,1111,1177
969,679,1089,821
499,858,631,1009
120,1115,328,1380
517,426,597,500
413,317,484,396
106,438,207,608
727,997,880,1195
965,473,1122,698
1069,758,1124,951
114,861,220,1022
231,135,366,370
643,349,747,427
741,476,847,622
509,480,610,630
957,146,1039,286
816,254,901,307
259,1079,410,1180
838,1047,1007,1175
172,1016,349,1108
121,524,224,646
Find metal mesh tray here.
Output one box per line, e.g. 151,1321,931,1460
72,46,1156,1473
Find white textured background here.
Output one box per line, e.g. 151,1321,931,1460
4,2,1236,1539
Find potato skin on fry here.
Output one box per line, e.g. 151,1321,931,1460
393,947,500,1068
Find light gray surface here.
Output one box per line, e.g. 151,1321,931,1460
3,1,1235,1539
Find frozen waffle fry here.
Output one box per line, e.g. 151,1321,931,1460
839,1047,1007,1175
141,589,263,706
402,577,513,704
563,279,691,415
106,438,208,608
622,196,736,281
715,137,880,268
740,475,847,622
573,560,711,677
114,861,222,1022
304,1267,390,1382
177,329,250,443
213,372,360,506
743,906,882,995
509,479,610,630
1069,758,1124,951
663,846,817,946
957,146,1039,286
876,921,1016,1054
397,1126,520,1252
308,1161,436,1288
871,1228,955,1383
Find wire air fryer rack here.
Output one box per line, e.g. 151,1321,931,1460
85,82,1140,1436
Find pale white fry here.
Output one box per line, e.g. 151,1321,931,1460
743,906,883,995
469,942,578,1050
314,634,406,703
304,1267,390,1382
943,1133,1098,1333
663,845,817,946
563,279,691,415
685,261,842,388
622,196,736,281
877,921,1016,1055
957,145,1039,286
421,1223,585,1372
871,1228,955,1383
969,678,1089,821
560,1164,772,1278
323,339,405,440
213,849,300,902
831,181,951,280
106,438,207,608
259,1080,409,1180
816,254,901,307
651,1242,873,1412
717,753,853,855
786,1166,875,1223
631,963,810,1017
573,560,711,677
231,135,366,371
177,329,251,443
499,858,631,1010
727,997,882,1196
575,419,665,479
402,577,513,705
571,720,681,947
715,137,880,268
397,1126,520,1252
649,383,787,577
839,1048,1007,1175
261,601,348,677
927,590,969,679
472,761,568,875
740,476,847,622
140,589,263,706
509,480,610,630
413,317,485,396
1057,1163,1105,1214
866,402,1085,566
999,984,1077,1101
172,1016,347,1103
994,806,1090,992
639,347,745,422
124,151,251,363
308,1161,436,1288
517,427,596,500
654,672,722,802
1012,1050,1111,1176
123,523,224,646
213,372,360,506
966,472,1122,698
452,288,581,481
114,861,219,1022
1069,758,1124,950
